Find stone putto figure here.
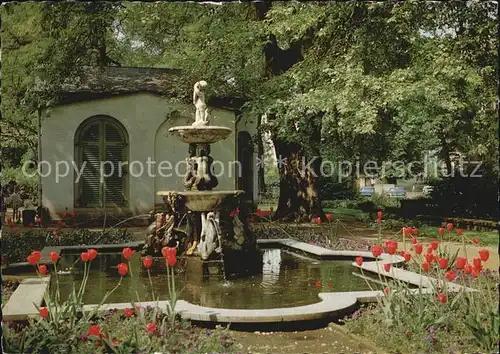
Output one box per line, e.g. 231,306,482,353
193,80,209,126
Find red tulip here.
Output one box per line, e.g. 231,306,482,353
383,263,391,272
431,241,439,250
124,308,134,318
425,253,434,264
422,262,430,272
61,209,68,218
142,256,153,269
49,251,61,263
371,245,383,258
255,208,262,216
456,228,463,236
70,210,76,217
472,256,482,270
88,324,103,338
455,257,466,270
437,292,447,304
384,287,390,295
88,249,98,261
403,253,411,262
122,247,134,260
445,270,456,281
404,227,412,236
32,251,41,263
426,245,433,254
464,263,472,274
39,307,49,318
162,247,177,266
438,258,449,270
27,254,37,266
415,243,423,255
446,223,453,231
411,237,417,245
386,245,397,255
355,256,363,266
376,218,382,224
38,264,48,276
326,214,333,221
377,211,383,218
146,322,157,334
412,228,418,235
471,237,479,245
117,262,129,276
438,227,445,235
35,217,42,224
478,249,489,262
399,250,405,257
80,252,90,262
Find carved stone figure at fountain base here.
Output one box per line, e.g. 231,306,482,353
145,79,261,278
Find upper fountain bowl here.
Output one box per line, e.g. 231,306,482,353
169,126,232,144
157,190,244,212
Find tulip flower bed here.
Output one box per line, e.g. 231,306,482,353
2,246,234,353
343,216,499,354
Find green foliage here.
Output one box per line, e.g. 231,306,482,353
0,166,38,199
2,1,497,197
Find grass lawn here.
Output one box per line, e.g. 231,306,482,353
323,207,368,219
416,225,499,246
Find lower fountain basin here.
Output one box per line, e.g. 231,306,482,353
52,248,376,309
168,126,232,144
157,190,243,212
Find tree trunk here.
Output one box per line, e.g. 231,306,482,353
272,139,324,221
257,133,266,195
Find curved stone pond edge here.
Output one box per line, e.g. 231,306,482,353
2,239,476,323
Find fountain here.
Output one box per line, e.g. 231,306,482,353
143,81,261,277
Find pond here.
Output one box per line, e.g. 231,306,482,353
53,249,376,309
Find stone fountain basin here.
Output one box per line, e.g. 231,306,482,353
168,126,232,144
157,190,243,212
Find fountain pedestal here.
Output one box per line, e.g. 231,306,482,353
143,81,261,277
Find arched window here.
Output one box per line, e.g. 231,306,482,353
75,116,128,207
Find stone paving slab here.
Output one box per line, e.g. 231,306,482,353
2,277,50,321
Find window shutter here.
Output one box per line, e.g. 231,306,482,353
81,144,101,206
76,117,127,208
104,144,125,205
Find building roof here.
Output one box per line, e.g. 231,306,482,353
47,66,245,110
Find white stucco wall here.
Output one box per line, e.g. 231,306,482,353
41,92,239,217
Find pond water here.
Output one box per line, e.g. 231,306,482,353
53,249,375,309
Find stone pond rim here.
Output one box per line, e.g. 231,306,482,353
168,125,232,144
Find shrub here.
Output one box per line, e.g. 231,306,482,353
1,229,133,264
427,163,498,220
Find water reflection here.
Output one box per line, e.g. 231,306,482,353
261,249,281,291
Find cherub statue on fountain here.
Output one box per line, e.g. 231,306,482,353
192,80,209,126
